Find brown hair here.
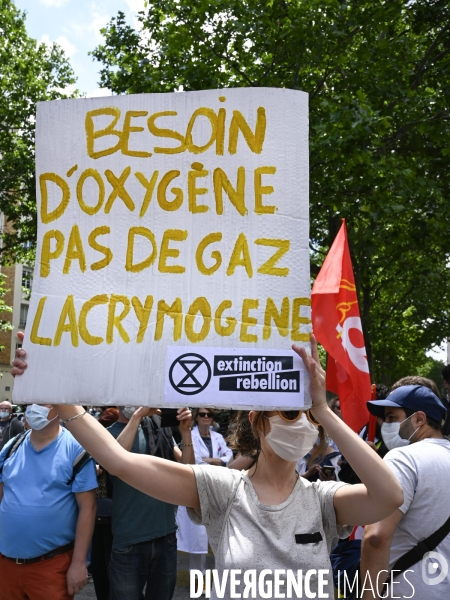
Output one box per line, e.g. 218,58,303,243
192,407,218,429
392,376,443,431
226,411,327,466
329,397,339,412
306,427,329,468
391,376,441,399
98,408,119,428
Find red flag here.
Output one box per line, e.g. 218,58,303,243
312,220,371,432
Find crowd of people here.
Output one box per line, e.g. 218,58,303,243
0,338,449,600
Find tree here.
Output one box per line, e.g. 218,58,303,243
91,0,450,383
0,0,76,264
416,355,446,397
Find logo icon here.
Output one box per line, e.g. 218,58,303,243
169,353,212,395
422,551,448,586
336,315,370,374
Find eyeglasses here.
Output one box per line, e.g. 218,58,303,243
198,412,213,418
277,410,320,426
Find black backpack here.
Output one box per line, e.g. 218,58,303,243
141,415,176,461
0,430,93,485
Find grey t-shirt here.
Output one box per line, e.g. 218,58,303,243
188,465,351,599
384,438,450,599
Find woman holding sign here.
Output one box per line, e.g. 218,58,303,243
13,336,403,599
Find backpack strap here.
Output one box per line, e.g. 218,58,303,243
386,514,450,581
141,416,175,462
326,451,341,460
0,431,93,485
0,431,30,474
350,514,450,594
66,450,94,486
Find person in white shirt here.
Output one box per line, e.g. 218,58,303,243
362,384,450,599
177,407,232,574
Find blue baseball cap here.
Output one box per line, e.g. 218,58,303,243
367,385,447,422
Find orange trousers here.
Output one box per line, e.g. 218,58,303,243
0,550,74,600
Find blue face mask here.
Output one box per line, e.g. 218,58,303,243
0,411,10,419
25,405,57,431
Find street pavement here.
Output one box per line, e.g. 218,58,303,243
77,550,215,600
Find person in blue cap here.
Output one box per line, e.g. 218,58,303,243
361,384,450,599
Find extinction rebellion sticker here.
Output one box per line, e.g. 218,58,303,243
164,347,308,410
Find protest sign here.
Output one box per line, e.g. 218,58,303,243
13,88,311,409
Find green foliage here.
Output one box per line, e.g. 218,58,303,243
90,0,448,382
416,355,446,397
0,0,77,264
316,342,327,372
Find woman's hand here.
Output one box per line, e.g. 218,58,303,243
317,467,337,482
301,464,321,479
136,407,161,419
292,334,328,418
12,332,26,376
177,407,192,433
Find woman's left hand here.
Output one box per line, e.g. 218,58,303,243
317,467,337,482
177,407,192,432
292,334,328,417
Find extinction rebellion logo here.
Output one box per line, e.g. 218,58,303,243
169,352,300,395
169,353,212,395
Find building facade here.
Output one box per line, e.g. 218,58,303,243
0,263,31,402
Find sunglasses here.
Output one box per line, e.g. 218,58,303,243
198,412,213,418
277,410,320,426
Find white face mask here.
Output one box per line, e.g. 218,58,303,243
122,406,137,420
381,413,421,451
264,413,319,462
0,411,10,419
25,405,58,431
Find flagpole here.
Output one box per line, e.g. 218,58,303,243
367,384,377,442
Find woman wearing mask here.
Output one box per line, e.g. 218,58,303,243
177,408,232,575
13,337,403,599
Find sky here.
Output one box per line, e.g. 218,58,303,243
14,0,145,97
428,342,448,365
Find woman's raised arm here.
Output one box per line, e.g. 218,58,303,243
57,405,200,509
12,333,199,508
293,337,403,526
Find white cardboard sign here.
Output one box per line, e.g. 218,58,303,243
13,88,311,409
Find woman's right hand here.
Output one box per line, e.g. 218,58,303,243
292,334,328,417
301,464,321,479
12,331,26,377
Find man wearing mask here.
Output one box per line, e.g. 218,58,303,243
360,385,450,599
0,400,24,450
107,405,194,600
0,404,97,599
